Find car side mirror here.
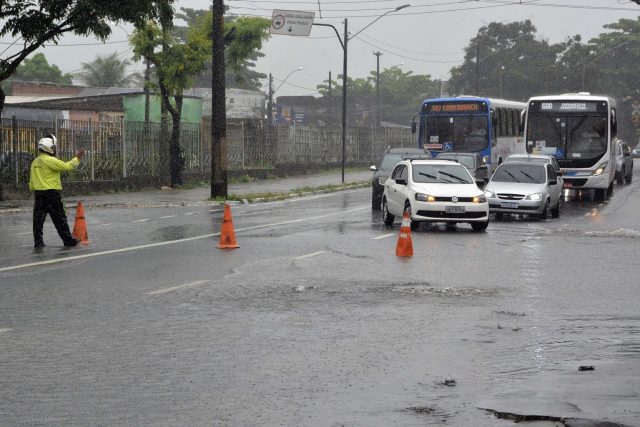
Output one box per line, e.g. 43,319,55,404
549,179,557,186
369,165,377,171
395,178,407,185
623,151,630,157
556,171,562,177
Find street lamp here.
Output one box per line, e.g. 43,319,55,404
268,66,304,125
314,4,410,183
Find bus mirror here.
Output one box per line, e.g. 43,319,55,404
611,109,617,134
411,119,417,134
519,110,525,133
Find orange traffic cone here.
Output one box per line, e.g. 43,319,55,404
395,211,413,257
72,201,89,245
217,203,239,249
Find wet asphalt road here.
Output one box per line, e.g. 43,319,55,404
1,166,639,426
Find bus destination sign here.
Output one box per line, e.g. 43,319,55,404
530,100,605,113
423,101,487,114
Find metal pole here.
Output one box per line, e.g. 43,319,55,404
475,43,480,95
89,119,95,182
376,54,380,126
122,117,127,178
341,19,348,184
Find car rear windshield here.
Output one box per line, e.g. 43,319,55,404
492,164,546,184
412,164,474,184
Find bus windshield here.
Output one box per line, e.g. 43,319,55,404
424,115,488,152
527,114,608,163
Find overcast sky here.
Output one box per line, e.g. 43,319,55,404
3,0,638,98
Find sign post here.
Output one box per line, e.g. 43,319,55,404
270,10,315,36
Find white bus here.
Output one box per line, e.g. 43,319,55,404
523,93,617,200
412,96,527,171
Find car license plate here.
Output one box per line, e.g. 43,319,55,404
500,202,518,209
445,206,465,213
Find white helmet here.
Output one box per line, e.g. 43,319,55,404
38,134,57,155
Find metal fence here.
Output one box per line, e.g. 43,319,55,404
1,116,414,188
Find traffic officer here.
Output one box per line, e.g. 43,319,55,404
28,134,85,248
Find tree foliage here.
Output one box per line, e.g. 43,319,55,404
12,53,72,85
175,8,270,90
76,52,138,87
317,66,440,125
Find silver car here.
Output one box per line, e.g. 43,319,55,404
484,161,562,220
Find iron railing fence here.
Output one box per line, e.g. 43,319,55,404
1,116,414,188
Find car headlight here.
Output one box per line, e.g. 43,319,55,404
593,162,607,176
482,155,490,164
378,177,388,185
526,192,542,201
473,194,487,203
415,193,436,202
484,189,495,198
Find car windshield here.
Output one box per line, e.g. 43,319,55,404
412,164,474,184
492,164,546,184
437,154,475,169
380,154,408,171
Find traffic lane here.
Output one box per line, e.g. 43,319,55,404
2,196,640,425
3,186,633,425
0,189,370,270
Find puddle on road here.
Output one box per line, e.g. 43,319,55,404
365,283,498,297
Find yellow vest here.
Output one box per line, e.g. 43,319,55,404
29,153,79,191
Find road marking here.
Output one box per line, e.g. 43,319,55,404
132,218,150,223
149,280,211,295
373,233,395,240
160,215,177,219
0,206,368,273
295,250,328,260
12,232,31,236
185,212,198,216
0,328,12,334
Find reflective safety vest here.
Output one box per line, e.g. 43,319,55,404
29,153,79,191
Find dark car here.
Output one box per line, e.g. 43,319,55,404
370,147,432,209
435,152,490,186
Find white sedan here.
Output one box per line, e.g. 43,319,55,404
382,159,489,232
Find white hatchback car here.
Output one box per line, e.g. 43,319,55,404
382,159,489,231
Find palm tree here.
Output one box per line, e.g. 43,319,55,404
76,52,139,87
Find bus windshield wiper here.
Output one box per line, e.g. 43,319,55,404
519,170,540,183
439,171,469,183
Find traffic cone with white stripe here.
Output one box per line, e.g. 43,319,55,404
395,211,413,257
217,203,239,249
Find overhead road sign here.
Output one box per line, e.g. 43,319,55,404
270,10,315,36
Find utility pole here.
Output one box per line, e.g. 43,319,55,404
211,0,227,198
328,71,332,125
267,73,273,125
374,51,382,126
341,18,347,183
475,43,480,95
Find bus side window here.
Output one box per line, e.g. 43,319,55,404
505,109,513,137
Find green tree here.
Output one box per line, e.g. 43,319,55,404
76,52,139,87
0,0,170,201
316,67,439,126
13,53,72,84
448,20,561,101
131,11,209,187
175,8,270,90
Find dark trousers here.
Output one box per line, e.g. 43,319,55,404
33,190,75,246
